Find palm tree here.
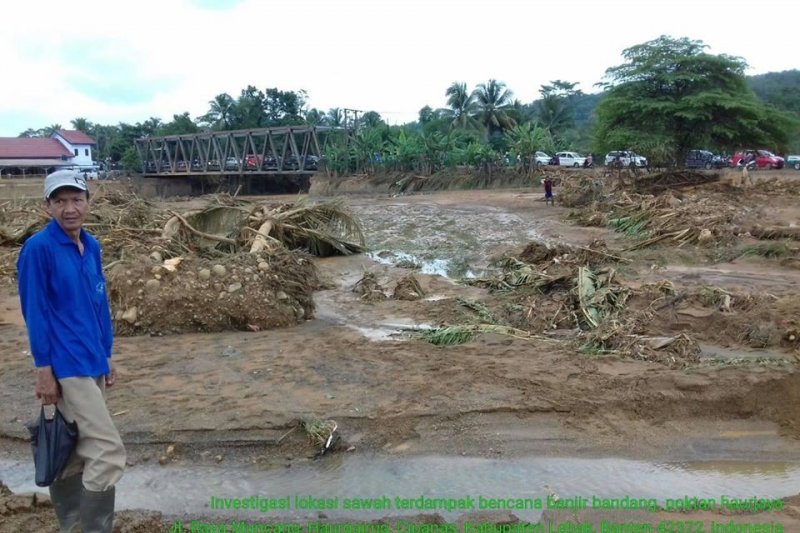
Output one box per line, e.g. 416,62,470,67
70,117,93,133
197,93,236,130
43,124,63,137
444,81,478,130
325,108,344,128
472,79,516,138
304,108,326,126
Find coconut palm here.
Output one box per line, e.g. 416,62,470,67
444,81,479,130
70,117,93,133
472,79,516,138
325,108,344,128
197,93,236,131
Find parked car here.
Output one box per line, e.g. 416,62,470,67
283,154,320,171
553,151,587,168
786,155,800,170
730,150,784,169
533,151,551,166
605,150,648,167
685,150,727,169
224,157,240,171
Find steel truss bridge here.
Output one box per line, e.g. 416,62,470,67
135,125,346,177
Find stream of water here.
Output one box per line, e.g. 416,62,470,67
2,455,799,521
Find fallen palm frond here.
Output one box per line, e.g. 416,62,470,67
632,170,719,194
464,257,554,292
738,242,795,259
746,226,800,241
419,324,530,346
576,267,631,329
457,297,497,323
160,198,366,257
599,194,740,250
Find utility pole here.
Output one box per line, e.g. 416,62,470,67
343,108,362,133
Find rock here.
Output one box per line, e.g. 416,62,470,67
276,290,289,300
294,306,305,319
214,454,223,463
149,251,163,263
221,346,240,358
698,228,713,243
166,445,176,457
258,262,269,271
145,279,160,292
211,264,227,277
121,307,138,324
151,265,163,275
158,455,169,465
227,282,243,293
244,268,253,274
198,269,211,280
218,292,227,300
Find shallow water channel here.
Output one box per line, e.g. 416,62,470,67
2,455,800,521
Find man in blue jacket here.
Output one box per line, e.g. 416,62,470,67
17,169,125,533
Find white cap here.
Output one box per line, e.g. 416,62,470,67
44,169,88,199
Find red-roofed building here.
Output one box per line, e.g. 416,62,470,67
0,130,97,177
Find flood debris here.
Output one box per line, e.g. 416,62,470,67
392,274,425,300
0,190,367,334
352,271,388,301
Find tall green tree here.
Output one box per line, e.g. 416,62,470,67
157,112,200,136
264,87,305,125
534,80,582,139
444,81,479,130
594,35,794,166
233,85,266,129
197,93,236,131
325,108,344,127
472,79,516,140
70,117,94,134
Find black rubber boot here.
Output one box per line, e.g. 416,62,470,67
79,486,115,533
48,473,82,532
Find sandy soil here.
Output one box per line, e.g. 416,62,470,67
0,171,799,529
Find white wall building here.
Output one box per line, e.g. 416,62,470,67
52,130,96,166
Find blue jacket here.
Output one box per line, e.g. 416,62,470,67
17,219,113,379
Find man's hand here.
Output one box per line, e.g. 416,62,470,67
35,366,59,405
105,363,117,388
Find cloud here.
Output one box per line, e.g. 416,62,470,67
189,0,244,9
0,0,796,135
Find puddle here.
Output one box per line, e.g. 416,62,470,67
2,455,799,521
367,251,479,279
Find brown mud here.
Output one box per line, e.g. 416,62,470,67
0,169,799,529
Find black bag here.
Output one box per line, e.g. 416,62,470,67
26,406,79,487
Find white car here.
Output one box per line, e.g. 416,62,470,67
554,151,587,167
788,155,800,170
605,150,648,168
533,151,551,166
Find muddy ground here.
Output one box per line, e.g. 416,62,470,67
0,168,799,530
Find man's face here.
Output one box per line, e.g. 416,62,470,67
46,188,89,234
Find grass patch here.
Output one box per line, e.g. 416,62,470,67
418,324,529,346
300,416,337,447
738,242,794,259
457,297,497,323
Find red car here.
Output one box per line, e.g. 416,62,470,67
730,150,785,169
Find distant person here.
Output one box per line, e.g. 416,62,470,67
17,169,125,533
584,154,594,168
543,177,554,206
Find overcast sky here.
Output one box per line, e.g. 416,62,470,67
1,0,796,136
